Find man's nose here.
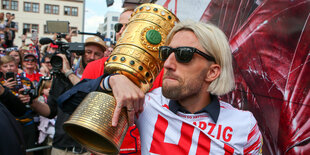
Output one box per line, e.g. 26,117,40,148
163,53,177,70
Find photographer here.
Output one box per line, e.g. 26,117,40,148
30,36,106,155
60,36,107,85
0,55,38,149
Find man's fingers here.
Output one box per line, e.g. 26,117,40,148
127,108,135,126
112,104,122,127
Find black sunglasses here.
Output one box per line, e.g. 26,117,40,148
24,58,36,62
114,23,125,33
159,46,216,63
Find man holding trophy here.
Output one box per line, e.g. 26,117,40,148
59,3,262,155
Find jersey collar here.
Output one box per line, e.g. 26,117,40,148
168,94,220,123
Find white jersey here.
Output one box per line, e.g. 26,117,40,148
136,88,262,155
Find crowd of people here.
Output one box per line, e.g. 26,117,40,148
0,11,113,155
0,4,262,155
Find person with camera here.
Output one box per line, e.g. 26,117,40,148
30,36,106,155
0,55,39,150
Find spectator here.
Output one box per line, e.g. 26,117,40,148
0,12,5,34
0,55,37,150
104,46,113,57
4,12,16,47
37,80,55,145
47,43,58,54
6,46,24,74
40,53,53,77
22,53,42,86
5,13,18,45
0,55,32,95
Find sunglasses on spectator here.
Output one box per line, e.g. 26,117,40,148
159,46,216,63
114,23,126,33
5,47,18,52
24,58,36,62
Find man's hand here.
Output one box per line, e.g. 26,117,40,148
3,78,16,89
108,74,145,127
18,88,31,104
65,29,74,43
57,53,71,74
40,63,50,76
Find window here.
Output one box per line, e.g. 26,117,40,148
24,2,39,13
45,4,51,13
52,5,59,14
103,25,107,31
32,3,39,12
72,7,77,16
2,0,18,10
111,24,114,30
112,16,118,22
11,0,17,10
64,6,78,16
45,4,59,14
44,25,49,34
104,17,107,23
23,23,39,33
5,0,17,10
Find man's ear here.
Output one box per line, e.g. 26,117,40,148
205,64,221,82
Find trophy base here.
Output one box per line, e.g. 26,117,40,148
63,92,129,154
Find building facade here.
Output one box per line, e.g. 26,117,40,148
1,0,84,47
97,11,120,46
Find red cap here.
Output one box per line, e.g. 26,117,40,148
50,43,58,48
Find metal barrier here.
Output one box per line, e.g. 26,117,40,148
26,145,52,152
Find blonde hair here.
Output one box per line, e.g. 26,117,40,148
38,80,52,96
165,20,235,95
0,55,17,66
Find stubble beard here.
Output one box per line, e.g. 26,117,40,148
162,69,207,100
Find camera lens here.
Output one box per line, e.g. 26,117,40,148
50,55,63,70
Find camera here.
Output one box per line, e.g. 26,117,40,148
39,36,84,73
21,76,51,98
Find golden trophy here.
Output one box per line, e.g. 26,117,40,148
63,3,178,154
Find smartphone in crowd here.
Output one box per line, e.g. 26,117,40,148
5,72,15,81
31,29,38,40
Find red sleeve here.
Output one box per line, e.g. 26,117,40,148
81,57,108,80
149,69,164,92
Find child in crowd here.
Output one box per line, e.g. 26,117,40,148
37,80,55,145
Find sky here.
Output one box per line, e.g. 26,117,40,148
84,0,124,33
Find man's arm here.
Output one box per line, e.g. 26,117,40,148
57,74,145,127
0,84,27,117
30,99,51,117
107,74,144,127
57,53,80,85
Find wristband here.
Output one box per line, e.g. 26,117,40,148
103,75,112,91
102,73,120,91
65,70,74,78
